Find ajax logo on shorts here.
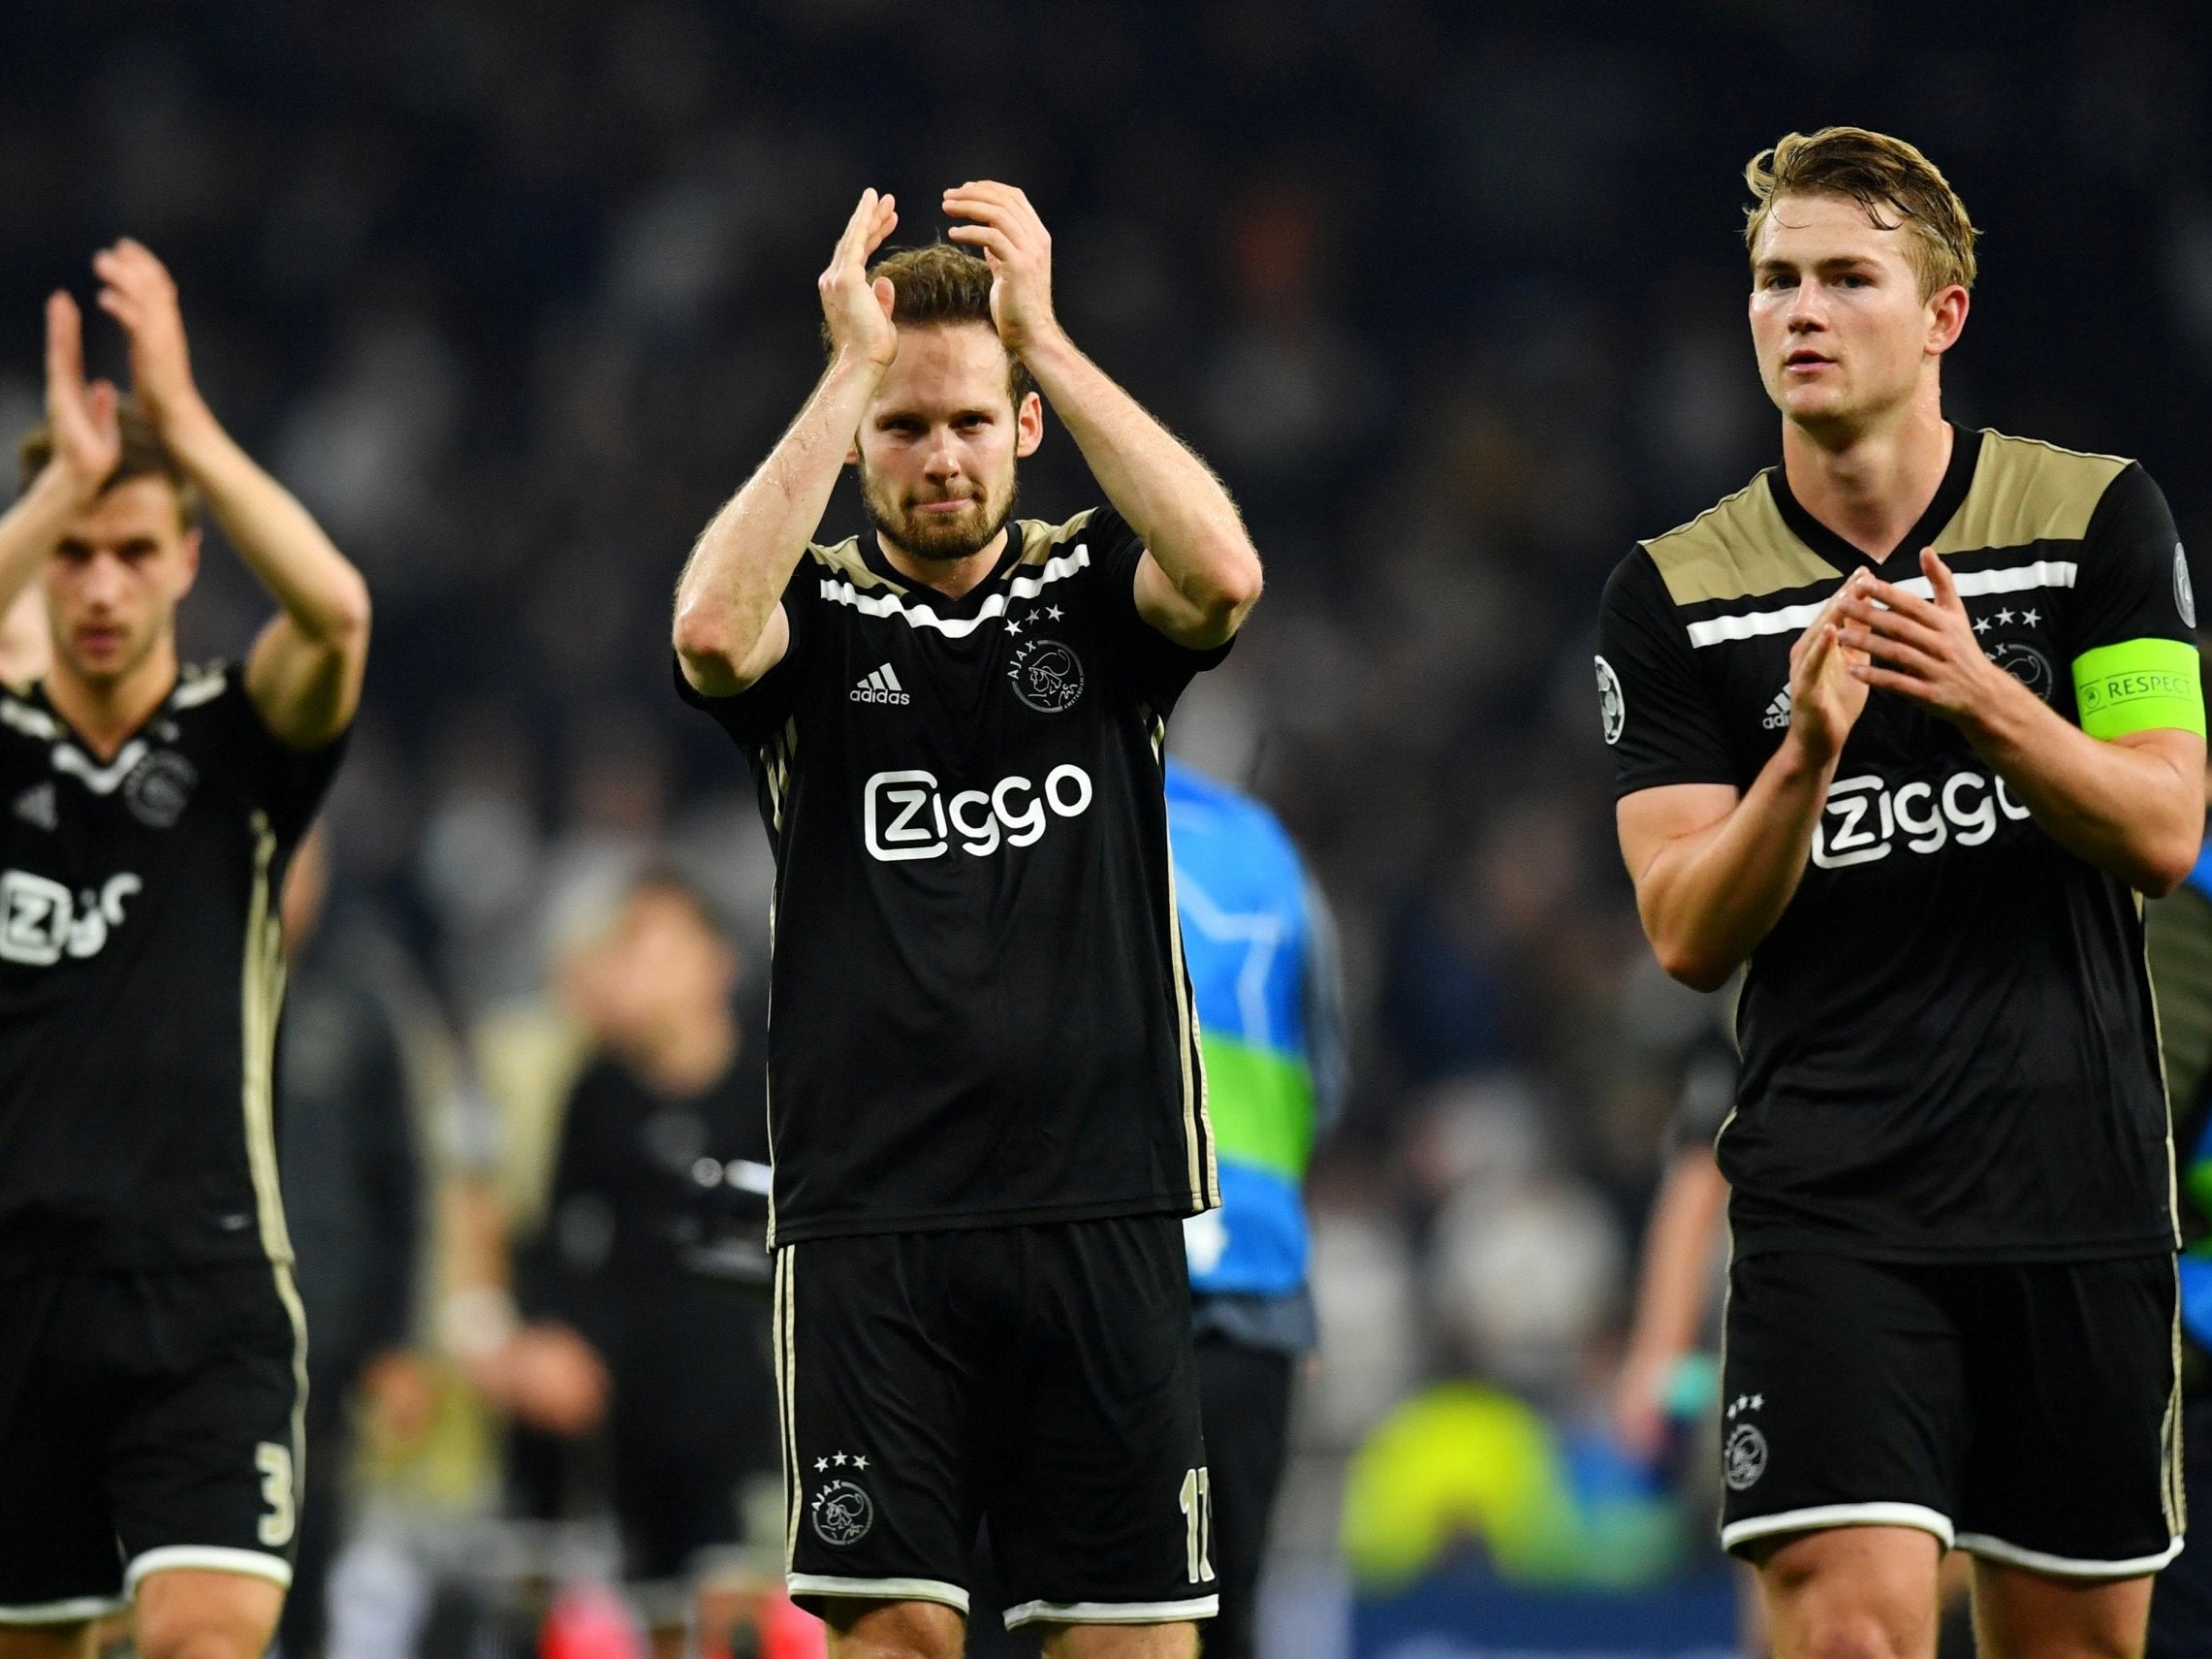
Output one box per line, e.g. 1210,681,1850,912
1722,1393,1767,1491
864,765,1093,862
808,1452,875,1547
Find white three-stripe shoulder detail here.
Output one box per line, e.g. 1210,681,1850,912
819,547,1090,635
1685,560,2078,648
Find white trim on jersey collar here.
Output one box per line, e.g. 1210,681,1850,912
819,546,1090,637
1685,559,2079,649
0,697,56,740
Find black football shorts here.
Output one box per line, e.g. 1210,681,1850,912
0,1264,303,1622
1719,1251,2181,1577
773,1214,1217,1630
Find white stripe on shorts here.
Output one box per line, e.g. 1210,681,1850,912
1721,1502,1955,1553
1954,1531,2184,1579
1003,1594,1220,1629
785,1574,970,1613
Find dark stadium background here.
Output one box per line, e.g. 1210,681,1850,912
3,3,2207,1656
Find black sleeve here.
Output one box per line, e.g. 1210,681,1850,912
1081,506,1235,713
673,558,817,749
2069,463,2197,657
231,673,350,844
1597,548,1737,798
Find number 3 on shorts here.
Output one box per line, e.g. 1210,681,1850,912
255,1442,297,1547
1178,1466,1217,1584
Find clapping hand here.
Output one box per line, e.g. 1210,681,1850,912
819,189,901,369
942,180,1059,357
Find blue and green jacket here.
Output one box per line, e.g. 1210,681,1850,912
1167,760,1343,1356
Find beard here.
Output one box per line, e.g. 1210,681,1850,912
863,468,1020,564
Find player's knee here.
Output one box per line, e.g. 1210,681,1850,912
131,1565,285,1659
136,1630,258,1659
1039,1621,1200,1659
821,1598,963,1659
1785,1612,1927,1659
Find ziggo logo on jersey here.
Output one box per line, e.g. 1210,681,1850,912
1813,771,2033,869
864,766,1093,861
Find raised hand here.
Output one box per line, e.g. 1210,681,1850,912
1837,549,2007,727
1786,570,1874,762
941,180,1058,356
819,189,900,369
91,239,206,438
42,291,121,495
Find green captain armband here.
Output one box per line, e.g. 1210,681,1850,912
2071,638,2205,740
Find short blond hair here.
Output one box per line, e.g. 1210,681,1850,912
1744,126,1979,296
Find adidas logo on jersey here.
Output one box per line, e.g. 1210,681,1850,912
1762,687,1792,731
13,782,55,832
850,664,909,705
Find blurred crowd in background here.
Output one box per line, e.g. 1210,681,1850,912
6,1,2211,1654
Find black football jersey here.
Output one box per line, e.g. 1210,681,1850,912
0,662,345,1271
1599,428,2195,1263
678,507,1226,1245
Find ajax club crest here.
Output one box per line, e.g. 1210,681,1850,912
1008,638,1085,714
809,1473,875,1547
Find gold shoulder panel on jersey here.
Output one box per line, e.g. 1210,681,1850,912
1928,431,2131,557
1642,475,1842,606
806,537,904,592
1016,509,1103,566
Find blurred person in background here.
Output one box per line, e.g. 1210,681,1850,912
274,825,445,1659
1610,1018,1732,1473
672,184,1259,1659
0,244,368,1658
1602,127,2200,1658
2146,794,2212,1659
510,868,778,1659
970,754,1345,1659
1163,756,1343,1659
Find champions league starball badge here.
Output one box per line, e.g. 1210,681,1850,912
1595,655,1626,746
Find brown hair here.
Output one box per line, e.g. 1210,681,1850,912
824,240,1035,401
18,397,201,527
1744,127,1979,296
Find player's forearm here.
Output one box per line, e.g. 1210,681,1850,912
1022,330,1261,630
674,353,882,687
1963,683,2202,894
0,465,92,623
161,399,370,646
1636,738,1837,990
1625,1151,1729,1367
